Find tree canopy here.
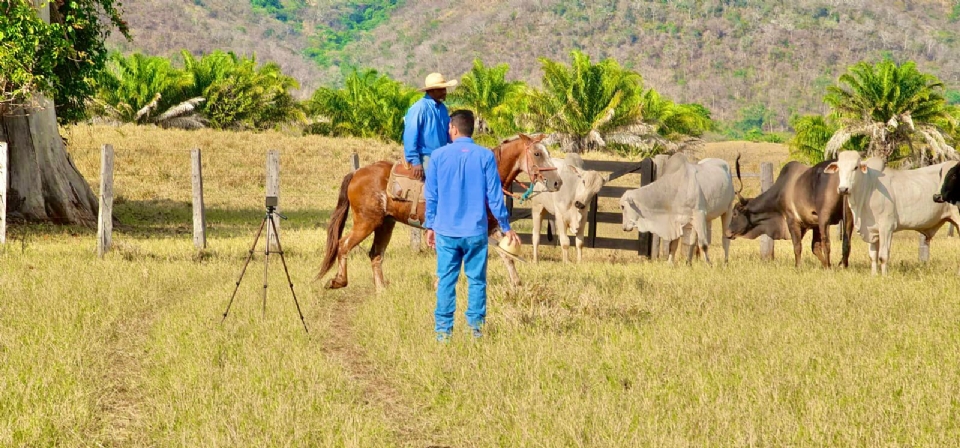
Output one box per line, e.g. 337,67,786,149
0,0,128,122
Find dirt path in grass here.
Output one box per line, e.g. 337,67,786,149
94,303,164,447
322,291,446,448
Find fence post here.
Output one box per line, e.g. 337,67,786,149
759,162,775,260
0,142,6,245
191,148,206,249
97,144,114,258
266,150,280,251
351,152,360,171
949,225,955,237
651,154,669,259
637,158,655,258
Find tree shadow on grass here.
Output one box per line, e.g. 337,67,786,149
114,199,333,239
4,199,333,241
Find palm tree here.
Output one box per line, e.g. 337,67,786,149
527,51,664,153
789,115,834,164
448,59,525,136
639,89,713,139
823,59,958,165
89,52,206,129
308,69,419,143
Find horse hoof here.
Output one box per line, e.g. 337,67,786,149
326,279,347,289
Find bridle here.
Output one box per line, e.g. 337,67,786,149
494,139,558,200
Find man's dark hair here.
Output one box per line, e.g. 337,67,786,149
450,110,475,137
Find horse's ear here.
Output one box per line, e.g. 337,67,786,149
519,133,531,143
531,134,545,143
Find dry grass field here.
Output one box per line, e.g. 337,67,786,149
3,125,960,447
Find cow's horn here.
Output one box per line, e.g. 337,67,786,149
734,153,746,204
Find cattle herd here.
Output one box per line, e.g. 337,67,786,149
535,151,960,276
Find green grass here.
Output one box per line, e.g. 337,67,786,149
3,125,960,446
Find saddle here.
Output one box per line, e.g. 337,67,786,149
387,162,425,227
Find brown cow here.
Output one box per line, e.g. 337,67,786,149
724,159,853,268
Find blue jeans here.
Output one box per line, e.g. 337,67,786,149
434,233,488,335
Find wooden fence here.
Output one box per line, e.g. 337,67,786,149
506,156,771,258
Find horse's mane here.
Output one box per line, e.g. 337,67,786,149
499,133,547,145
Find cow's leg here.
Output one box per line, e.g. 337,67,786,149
720,211,732,263
490,229,522,288
788,221,806,268
668,239,680,265
868,240,879,276
575,216,585,263
369,218,396,292
818,218,832,268
556,211,571,264
327,220,377,289
879,230,894,276
531,203,543,263
810,226,828,268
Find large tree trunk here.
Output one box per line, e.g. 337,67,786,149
1,98,98,225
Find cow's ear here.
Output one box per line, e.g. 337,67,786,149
860,162,869,173
823,163,839,174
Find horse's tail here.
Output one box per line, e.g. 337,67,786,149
317,172,354,281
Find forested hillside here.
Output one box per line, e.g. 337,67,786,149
109,0,960,127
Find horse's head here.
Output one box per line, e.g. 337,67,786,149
518,134,562,192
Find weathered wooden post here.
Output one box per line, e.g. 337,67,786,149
651,154,669,259
191,148,206,249
351,152,360,171
0,141,6,245
266,150,280,252
759,162,775,260
97,144,114,258
637,158,655,258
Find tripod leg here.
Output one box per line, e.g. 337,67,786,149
268,216,309,334
223,216,267,324
263,215,271,318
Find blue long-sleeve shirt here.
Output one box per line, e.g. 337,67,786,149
403,95,451,166
424,137,512,237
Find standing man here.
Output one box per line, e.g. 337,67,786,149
424,110,521,341
403,72,457,180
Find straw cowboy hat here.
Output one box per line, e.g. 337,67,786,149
494,236,526,263
419,72,458,91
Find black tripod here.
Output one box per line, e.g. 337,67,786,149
222,197,308,333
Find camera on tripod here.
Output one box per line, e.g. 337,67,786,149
221,193,308,333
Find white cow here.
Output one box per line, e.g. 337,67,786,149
619,153,735,264
825,150,960,275
530,156,607,263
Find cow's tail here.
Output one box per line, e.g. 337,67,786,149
317,172,354,281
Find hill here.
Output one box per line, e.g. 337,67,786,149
107,0,960,127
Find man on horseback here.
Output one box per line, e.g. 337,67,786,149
424,110,521,341
403,72,458,180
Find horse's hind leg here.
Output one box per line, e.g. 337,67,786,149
327,220,377,289
369,219,397,292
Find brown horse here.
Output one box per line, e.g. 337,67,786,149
317,134,563,291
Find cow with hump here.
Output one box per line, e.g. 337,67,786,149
724,159,854,268
619,153,735,265
826,150,960,275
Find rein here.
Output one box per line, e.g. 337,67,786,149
494,139,558,203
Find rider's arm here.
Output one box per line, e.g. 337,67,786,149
403,103,423,166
